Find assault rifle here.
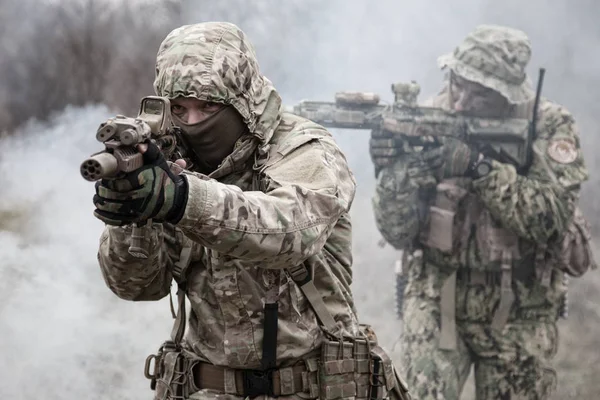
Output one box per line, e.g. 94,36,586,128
294,74,546,319
80,96,180,182
292,73,545,172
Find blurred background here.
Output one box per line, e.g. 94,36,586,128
0,0,598,398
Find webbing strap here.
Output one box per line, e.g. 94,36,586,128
288,264,338,333
169,245,193,345
261,302,279,370
172,246,192,282
491,251,515,331
170,287,187,344
535,244,552,288
439,272,457,350
260,271,282,371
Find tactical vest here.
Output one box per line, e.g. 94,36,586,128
416,98,596,349
420,178,520,347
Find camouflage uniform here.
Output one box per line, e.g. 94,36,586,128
98,22,410,400
373,26,589,399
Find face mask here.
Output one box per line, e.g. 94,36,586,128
173,106,248,174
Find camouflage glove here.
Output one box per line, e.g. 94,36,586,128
418,137,480,180
406,152,442,189
369,136,408,176
93,142,188,226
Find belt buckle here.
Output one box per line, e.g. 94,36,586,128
243,369,274,397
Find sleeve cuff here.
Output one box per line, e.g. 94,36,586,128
174,173,212,229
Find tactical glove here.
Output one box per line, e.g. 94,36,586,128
369,137,409,176
418,137,480,180
406,153,441,189
93,142,188,226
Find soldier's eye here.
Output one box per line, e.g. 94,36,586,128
171,105,186,115
203,102,223,113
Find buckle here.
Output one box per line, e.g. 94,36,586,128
144,353,161,390
242,369,274,397
144,341,176,391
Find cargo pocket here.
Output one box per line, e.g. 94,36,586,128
420,181,468,253
366,345,397,399
146,342,192,400
354,334,402,400
474,209,518,267
319,340,357,400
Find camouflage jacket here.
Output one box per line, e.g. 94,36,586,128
373,89,589,318
98,22,359,369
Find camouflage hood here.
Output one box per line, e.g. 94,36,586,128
153,22,282,144
438,25,535,104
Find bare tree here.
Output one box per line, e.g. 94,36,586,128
104,0,182,114
0,0,181,133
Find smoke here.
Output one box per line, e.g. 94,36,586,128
0,1,599,399
0,107,173,399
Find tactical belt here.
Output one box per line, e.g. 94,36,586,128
192,362,307,397
456,269,501,285
456,264,538,287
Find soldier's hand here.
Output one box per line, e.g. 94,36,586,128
418,137,480,180
369,137,407,176
93,142,188,226
406,153,441,189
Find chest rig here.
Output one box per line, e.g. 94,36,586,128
419,178,522,349
417,99,548,348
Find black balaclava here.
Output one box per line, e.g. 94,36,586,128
173,106,248,174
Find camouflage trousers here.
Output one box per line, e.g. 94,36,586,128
398,263,559,399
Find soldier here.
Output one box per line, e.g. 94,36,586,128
371,25,594,399
93,22,410,400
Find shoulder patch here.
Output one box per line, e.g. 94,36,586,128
547,139,577,164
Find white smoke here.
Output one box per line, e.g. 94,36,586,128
0,106,172,399
1,1,599,399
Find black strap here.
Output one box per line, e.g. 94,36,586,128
169,242,193,346
261,302,279,371
170,283,187,344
